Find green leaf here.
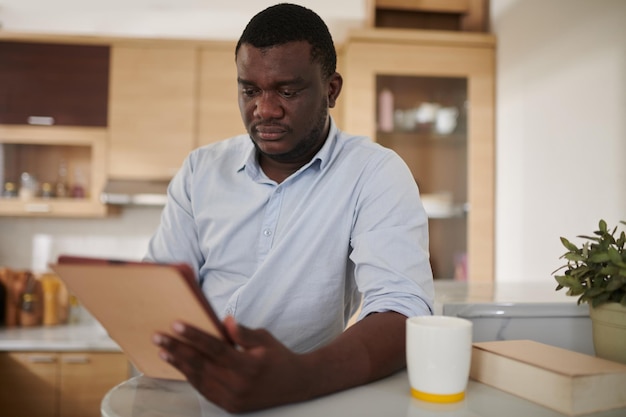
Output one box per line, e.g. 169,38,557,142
586,287,606,298
564,253,585,262
560,237,579,251
599,266,619,276
588,253,610,263
578,235,600,243
591,292,611,307
599,219,608,233
606,278,625,292
608,247,622,264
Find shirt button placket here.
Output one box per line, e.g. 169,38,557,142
258,186,282,259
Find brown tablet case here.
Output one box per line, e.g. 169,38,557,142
49,255,226,381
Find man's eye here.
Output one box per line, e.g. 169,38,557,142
242,88,258,97
280,89,299,98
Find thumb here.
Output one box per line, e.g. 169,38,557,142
224,315,265,350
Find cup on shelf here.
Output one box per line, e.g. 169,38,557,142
415,102,441,124
435,106,459,135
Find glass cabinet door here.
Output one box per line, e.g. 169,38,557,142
377,75,468,279
342,29,495,281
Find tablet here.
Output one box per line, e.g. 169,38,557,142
49,255,227,380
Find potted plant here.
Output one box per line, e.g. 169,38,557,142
553,219,626,364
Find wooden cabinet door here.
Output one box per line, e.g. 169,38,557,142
342,29,495,281
196,42,243,147
108,44,197,180
59,352,129,417
0,352,58,417
0,41,109,127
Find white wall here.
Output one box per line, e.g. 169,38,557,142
492,0,626,281
0,0,366,43
1,1,625,282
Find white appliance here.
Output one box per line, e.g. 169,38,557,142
435,281,595,355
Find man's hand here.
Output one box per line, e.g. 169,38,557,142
153,311,407,413
152,316,313,413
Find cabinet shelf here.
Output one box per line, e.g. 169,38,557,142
0,125,108,217
425,203,468,219
377,131,466,146
0,198,109,218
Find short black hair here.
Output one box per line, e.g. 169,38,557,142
235,3,337,79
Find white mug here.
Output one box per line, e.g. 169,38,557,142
406,315,473,403
415,102,441,124
434,107,459,135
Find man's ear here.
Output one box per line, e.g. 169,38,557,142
327,72,343,109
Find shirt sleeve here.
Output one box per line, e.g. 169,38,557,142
349,149,434,320
144,152,204,276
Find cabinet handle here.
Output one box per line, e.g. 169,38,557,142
25,203,51,213
62,355,90,364
27,354,57,363
27,116,55,125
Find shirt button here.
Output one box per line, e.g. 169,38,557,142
263,229,272,237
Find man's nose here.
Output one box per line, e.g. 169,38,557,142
254,92,284,120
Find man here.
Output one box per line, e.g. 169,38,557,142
148,3,434,413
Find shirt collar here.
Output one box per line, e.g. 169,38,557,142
238,116,340,175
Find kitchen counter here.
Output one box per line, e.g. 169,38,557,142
0,310,120,352
101,369,626,417
433,278,580,308
0,280,585,353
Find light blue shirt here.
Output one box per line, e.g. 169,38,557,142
145,119,434,353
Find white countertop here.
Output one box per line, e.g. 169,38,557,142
433,279,578,308
0,310,120,352
0,280,580,353
101,370,626,417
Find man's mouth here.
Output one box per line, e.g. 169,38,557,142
254,124,288,140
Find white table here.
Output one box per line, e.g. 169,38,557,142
101,370,626,417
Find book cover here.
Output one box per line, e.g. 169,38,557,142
470,340,626,416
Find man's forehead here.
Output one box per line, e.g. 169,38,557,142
237,41,312,60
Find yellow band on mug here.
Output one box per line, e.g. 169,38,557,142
411,388,465,403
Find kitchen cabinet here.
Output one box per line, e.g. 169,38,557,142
108,43,197,180
0,351,129,417
0,35,110,217
196,42,242,147
0,125,109,217
341,28,495,281
0,40,109,127
367,0,489,32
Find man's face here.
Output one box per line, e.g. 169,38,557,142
236,41,341,165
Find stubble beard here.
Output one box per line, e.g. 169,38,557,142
251,100,329,164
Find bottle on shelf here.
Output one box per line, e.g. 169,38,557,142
55,160,69,198
18,172,38,200
70,167,86,198
2,181,18,198
41,182,55,199
378,88,394,132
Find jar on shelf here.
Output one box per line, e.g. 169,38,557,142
41,182,55,199
19,172,39,200
2,181,18,198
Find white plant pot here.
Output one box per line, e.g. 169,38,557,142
589,302,626,364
